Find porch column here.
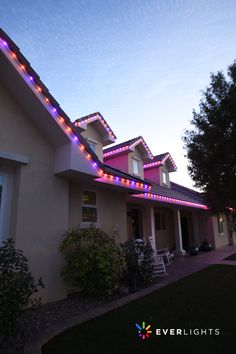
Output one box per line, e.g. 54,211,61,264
174,209,185,255
192,211,200,247
147,206,156,251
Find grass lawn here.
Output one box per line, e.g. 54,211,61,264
42,265,236,354
224,253,236,261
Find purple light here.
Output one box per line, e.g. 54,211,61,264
74,136,79,142
116,177,120,181
29,76,34,82
131,181,135,185
93,162,98,167
3,40,8,47
52,107,57,113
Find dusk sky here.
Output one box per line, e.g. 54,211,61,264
1,0,236,189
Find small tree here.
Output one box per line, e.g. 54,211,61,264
0,239,44,349
60,226,126,298
183,61,236,241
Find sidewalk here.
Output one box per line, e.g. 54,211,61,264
24,244,236,354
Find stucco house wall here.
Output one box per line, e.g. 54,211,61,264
154,208,175,250
212,214,229,248
81,123,104,162
68,182,128,243
0,84,69,303
144,167,161,184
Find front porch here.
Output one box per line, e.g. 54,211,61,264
127,197,217,255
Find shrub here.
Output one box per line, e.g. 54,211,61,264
60,226,126,298
122,238,155,290
0,239,44,349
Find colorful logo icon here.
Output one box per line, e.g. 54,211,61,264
135,322,152,340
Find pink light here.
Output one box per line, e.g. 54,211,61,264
0,35,150,195
133,193,208,209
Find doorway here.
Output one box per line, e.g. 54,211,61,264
127,207,143,239
181,217,189,251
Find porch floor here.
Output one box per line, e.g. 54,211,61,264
161,244,236,288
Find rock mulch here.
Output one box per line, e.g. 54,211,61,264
2,293,105,354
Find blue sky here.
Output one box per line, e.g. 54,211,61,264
1,0,236,189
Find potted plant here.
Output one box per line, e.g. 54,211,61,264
200,240,213,251
188,245,199,256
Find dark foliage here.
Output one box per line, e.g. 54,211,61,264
122,238,155,290
183,61,236,228
60,226,126,298
0,239,44,351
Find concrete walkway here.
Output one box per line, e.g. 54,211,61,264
24,245,236,354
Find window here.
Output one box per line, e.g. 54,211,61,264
217,214,224,234
0,175,3,209
87,140,97,153
162,170,168,186
82,190,97,223
155,212,166,231
132,158,140,176
0,169,13,244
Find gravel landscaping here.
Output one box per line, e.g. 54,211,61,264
2,293,105,354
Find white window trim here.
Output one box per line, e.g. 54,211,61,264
86,138,98,153
162,169,169,186
80,189,99,227
132,157,141,177
0,167,14,243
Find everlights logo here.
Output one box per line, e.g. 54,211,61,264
135,321,220,340
135,322,152,340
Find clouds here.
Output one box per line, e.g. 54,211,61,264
1,0,236,188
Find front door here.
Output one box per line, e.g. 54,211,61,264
128,208,143,239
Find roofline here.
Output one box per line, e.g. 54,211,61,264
143,153,177,171
74,112,117,140
132,192,208,210
104,136,153,159
0,29,151,193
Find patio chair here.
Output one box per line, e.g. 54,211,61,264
156,248,174,265
153,255,168,277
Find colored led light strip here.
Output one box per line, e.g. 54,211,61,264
104,138,153,159
0,37,150,192
143,161,162,169
74,114,116,139
132,192,208,209
144,153,177,170
96,175,151,190
103,145,129,157
130,138,153,158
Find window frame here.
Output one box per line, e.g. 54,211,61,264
81,189,98,225
132,157,140,177
162,170,168,186
86,138,98,154
0,167,14,244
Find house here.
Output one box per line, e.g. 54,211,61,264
0,29,233,303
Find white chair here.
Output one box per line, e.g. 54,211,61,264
152,255,168,277
156,248,174,265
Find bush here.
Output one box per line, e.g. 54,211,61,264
0,239,44,349
60,226,126,298
122,238,155,290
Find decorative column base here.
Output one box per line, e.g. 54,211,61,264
174,249,186,256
